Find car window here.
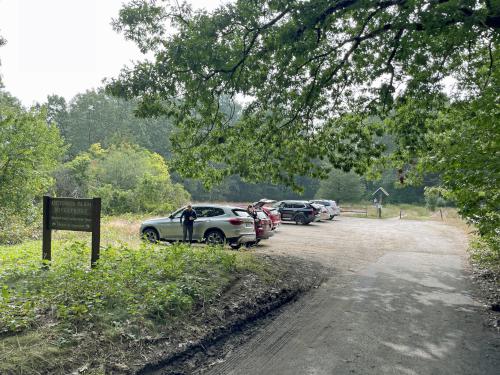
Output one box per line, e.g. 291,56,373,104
233,209,251,217
172,207,185,219
293,203,305,208
196,207,225,218
256,211,267,219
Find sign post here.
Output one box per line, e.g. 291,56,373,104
371,187,389,219
42,196,101,268
42,196,52,266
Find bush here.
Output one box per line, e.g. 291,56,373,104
0,207,41,245
424,187,448,211
0,241,237,335
54,143,191,214
469,236,500,272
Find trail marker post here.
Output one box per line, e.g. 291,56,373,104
42,196,101,268
372,187,389,219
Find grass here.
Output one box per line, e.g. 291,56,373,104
340,203,460,221
0,215,274,374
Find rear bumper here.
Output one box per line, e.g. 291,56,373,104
257,230,274,240
228,233,257,245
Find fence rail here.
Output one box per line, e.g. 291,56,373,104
340,206,368,217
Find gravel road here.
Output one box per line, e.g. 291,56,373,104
206,216,500,375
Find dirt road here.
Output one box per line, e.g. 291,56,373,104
206,217,500,375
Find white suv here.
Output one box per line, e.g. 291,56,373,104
140,204,256,249
310,200,340,220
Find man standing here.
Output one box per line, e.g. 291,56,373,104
180,205,197,244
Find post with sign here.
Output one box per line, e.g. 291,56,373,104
42,196,52,266
42,196,101,268
371,187,389,219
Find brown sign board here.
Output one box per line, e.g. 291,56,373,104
49,198,94,232
43,196,101,268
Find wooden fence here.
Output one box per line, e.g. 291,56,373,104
340,206,368,217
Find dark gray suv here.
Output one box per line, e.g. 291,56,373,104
274,200,318,225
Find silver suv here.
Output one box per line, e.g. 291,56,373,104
140,204,256,249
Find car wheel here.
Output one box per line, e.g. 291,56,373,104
295,214,306,225
142,228,159,243
329,215,334,220
205,229,226,246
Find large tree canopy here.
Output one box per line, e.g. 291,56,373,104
107,0,498,188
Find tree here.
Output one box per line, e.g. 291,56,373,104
48,90,175,159
107,0,498,188
0,92,65,216
0,32,6,87
316,169,366,202
55,143,191,214
424,81,499,251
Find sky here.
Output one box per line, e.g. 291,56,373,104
0,0,224,106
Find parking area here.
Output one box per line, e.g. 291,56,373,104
254,215,466,272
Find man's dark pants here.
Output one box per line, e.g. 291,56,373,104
183,223,194,243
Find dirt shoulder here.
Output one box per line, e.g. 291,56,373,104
469,262,500,332
133,255,327,375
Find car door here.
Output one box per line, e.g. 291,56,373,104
190,206,215,240
161,208,184,240
279,203,294,221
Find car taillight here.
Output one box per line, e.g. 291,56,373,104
229,218,244,225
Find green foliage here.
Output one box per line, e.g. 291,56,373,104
0,92,65,213
55,143,190,214
386,63,499,251
0,32,5,88
183,174,320,202
469,235,500,273
0,91,65,244
424,187,447,211
46,90,175,158
315,169,366,203
108,0,497,188
0,241,237,335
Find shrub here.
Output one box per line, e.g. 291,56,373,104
54,143,190,214
0,242,237,335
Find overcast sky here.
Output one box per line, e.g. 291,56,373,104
0,0,224,106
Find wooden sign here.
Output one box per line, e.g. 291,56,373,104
43,196,101,268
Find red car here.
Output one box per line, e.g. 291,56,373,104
237,205,274,245
253,199,281,230
253,210,274,243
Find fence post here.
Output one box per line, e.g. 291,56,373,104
440,208,443,221
90,198,101,268
400,209,402,219
42,195,52,268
